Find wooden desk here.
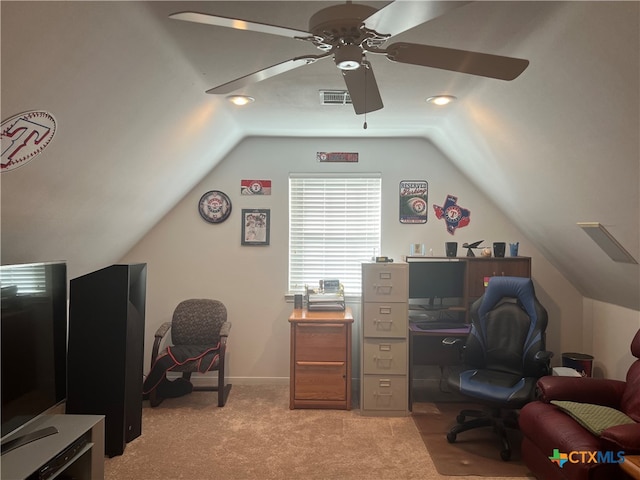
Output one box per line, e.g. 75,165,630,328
408,324,470,410
621,455,640,480
288,308,353,410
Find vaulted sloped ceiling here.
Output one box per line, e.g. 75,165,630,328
1,1,638,309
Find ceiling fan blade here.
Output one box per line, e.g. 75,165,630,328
363,1,470,38
170,12,313,40
206,54,329,94
386,42,529,80
342,63,383,115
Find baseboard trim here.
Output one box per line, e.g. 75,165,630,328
166,375,360,389
166,373,289,387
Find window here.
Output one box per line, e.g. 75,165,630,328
289,174,381,295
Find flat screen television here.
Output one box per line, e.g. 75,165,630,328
0,261,67,453
408,260,465,308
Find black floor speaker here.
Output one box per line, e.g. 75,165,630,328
67,263,146,457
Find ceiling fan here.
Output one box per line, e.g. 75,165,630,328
170,1,529,115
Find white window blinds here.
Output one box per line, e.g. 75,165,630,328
289,174,381,295
0,263,47,294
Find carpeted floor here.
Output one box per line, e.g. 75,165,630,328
104,384,535,480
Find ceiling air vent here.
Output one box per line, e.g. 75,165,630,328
319,90,352,106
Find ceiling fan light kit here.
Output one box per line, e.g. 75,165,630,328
333,44,362,70
170,1,529,116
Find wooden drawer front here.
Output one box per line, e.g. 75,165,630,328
363,264,408,303
294,362,346,401
362,338,407,374
295,323,345,362
363,303,408,338
467,258,531,298
362,375,407,411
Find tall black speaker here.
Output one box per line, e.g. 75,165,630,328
67,263,146,457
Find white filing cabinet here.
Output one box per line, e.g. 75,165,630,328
361,262,409,416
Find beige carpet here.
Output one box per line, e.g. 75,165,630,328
105,384,534,480
412,402,532,477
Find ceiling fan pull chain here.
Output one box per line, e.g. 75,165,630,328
363,58,368,130
170,1,527,115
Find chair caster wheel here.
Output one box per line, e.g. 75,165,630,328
500,449,511,461
446,432,457,443
456,414,465,423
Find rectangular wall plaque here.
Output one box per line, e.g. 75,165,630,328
241,179,271,195
399,180,428,224
316,152,359,163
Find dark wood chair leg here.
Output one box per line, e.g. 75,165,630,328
149,377,165,408
217,364,231,407
218,383,232,407
181,368,231,407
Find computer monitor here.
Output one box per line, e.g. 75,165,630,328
408,260,465,309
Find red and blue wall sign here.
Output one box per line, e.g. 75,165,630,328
433,194,471,234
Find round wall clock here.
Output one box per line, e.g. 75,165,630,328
198,190,232,224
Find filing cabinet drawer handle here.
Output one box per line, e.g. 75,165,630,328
373,285,393,295
373,355,393,365
375,392,393,397
373,318,393,325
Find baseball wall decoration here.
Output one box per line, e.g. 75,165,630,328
433,194,471,234
241,180,271,195
399,180,428,224
1,111,57,173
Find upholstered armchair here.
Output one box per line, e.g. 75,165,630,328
143,299,231,407
519,328,640,480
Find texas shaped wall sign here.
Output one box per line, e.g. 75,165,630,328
433,194,471,235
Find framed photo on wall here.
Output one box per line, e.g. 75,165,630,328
241,209,270,246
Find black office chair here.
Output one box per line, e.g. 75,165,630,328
143,299,231,407
445,276,552,461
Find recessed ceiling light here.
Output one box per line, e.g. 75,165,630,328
426,95,457,106
227,95,255,106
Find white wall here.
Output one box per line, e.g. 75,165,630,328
120,136,582,383
585,299,640,381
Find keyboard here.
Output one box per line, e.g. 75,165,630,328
412,320,468,330
409,312,440,322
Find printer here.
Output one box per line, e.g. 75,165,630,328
306,279,345,311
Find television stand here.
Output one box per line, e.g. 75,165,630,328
1,415,104,480
1,425,58,455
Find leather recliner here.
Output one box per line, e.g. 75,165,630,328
519,328,640,480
